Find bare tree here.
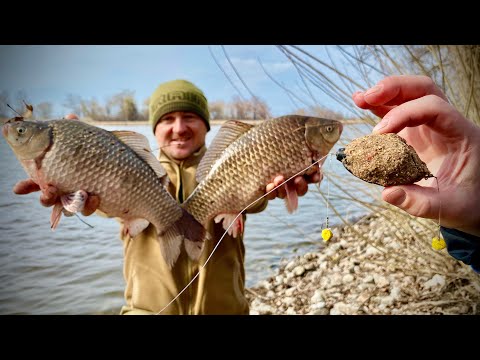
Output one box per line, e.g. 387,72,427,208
209,100,226,120
35,102,54,120
82,98,108,121
121,96,139,120
12,90,30,115
209,96,272,120
231,95,248,119
140,97,150,121
63,94,84,117
106,90,138,120
0,90,10,118
250,96,271,120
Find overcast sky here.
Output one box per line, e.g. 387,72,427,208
0,45,361,118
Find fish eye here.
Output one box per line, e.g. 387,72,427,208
16,127,26,135
326,126,333,132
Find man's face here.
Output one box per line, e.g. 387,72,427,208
154,111,208,161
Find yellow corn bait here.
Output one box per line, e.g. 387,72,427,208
322,228,333,242
431,237,446,250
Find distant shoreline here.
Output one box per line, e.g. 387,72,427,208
83,119,262,126
83,118,364,126
0,117,363,126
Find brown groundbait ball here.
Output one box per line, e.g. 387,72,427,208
339,133,434,186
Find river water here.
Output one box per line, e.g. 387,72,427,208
0,121,374,314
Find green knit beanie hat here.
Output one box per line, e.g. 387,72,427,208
149,79,210,133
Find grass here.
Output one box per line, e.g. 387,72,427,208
248,45,480,290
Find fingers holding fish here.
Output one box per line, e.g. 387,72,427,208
82,194,100,216
39,185,59,207
265,175,287,200
304,171,322,184
265,175,311,200
13,178,41,195
265,161,322,200
15,177,100,216
13,179,60,208
292,176,308,197
63,113,79,120
303,163,322,184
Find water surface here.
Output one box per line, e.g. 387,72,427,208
0,122,375,314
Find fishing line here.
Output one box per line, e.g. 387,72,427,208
75,213,94,229
321,154,333,242
325,155,331,226
431,176,446,250
156,152,331,314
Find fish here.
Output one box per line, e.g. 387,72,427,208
2,118,208,268
182,115,343,237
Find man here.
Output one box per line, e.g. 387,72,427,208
120,79,322,314
13,79,320,314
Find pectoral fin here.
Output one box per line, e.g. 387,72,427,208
214,213,244,238
50,190,91,230
284,181,298,213
61,190,88,213
50,202,64,230
157,209,209,269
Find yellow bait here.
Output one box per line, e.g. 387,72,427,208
322,228,333,242
431,237,446,250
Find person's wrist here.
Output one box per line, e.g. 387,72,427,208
440,226,480,273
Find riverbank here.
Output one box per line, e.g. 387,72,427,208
81,118,363,126
82,119,265,126
246,210,480,315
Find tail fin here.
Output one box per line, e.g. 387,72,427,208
157,209,209,269
180,209,210,261
157,228,183,269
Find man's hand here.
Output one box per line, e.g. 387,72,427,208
353,75,480,236
13,179,100,216
265,164,322,200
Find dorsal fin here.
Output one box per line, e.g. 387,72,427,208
196,120,254,183
111,130,166,179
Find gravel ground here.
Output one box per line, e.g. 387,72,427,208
246,211,480,315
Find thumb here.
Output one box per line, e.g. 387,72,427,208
382,185,441,220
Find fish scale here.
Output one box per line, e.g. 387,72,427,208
42,120,180,223
3,118,208,268
183,115,343,229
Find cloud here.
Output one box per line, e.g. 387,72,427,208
217,56,294,97
261,61,293,74
228,57,293,75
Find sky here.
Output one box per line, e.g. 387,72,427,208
0,45,364,119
